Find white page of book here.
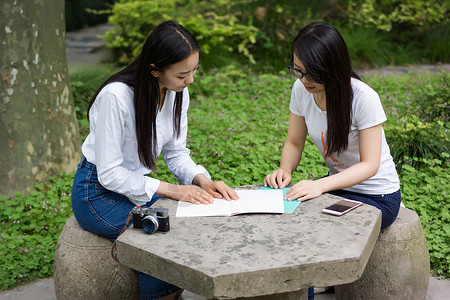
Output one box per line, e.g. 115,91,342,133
229,190,284,215
176,198,231,217
176,189,284,217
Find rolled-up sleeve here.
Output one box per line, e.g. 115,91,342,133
161,90,211,185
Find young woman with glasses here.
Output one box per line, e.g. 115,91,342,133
264,22,401,230
71,20,238,300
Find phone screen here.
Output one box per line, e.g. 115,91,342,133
325,204,354,212
322,199,363,216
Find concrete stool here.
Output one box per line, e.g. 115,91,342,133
335,207,430,300
53,216,140,300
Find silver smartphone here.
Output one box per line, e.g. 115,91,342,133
321,199,363,216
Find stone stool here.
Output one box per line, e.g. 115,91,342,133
335,207,430,300
53,216,140,300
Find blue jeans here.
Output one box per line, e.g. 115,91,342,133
71,156,181,300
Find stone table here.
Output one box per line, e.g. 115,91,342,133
115,185,381,299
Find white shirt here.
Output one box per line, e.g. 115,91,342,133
82,82,210,206
289,78,400,194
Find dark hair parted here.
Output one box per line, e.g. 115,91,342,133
87,21,200,170
292,22,361,156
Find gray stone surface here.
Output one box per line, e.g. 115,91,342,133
53,216,140,300
116,186,382,299
335,207,430,299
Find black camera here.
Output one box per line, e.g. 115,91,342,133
132,206,170,234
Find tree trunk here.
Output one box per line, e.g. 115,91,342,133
0,0,81,196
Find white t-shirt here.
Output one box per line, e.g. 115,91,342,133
289,78,400,195
82,82,210,206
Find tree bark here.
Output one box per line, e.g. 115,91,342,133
0,0,81,196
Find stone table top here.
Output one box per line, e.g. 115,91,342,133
115,185,381,299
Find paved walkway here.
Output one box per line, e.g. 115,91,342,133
1,275,449,300
1,23,449,300
65,23,114,69
359,63,450,76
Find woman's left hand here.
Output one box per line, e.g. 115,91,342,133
193,174,239,201
284,180,324,202
201,180,239,201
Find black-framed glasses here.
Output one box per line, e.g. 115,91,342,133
287,58,319,83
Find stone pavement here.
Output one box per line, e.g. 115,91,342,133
359,63,450,76
65,23,114,69
1,23,449,300
1,276,449,300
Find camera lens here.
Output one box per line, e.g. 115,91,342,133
141,215,159,233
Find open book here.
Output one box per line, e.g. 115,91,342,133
176,189,284,217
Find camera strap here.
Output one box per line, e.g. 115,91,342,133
111,211,133,264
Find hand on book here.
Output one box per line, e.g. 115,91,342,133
263,168,292,189
157,182,214,205
192,174,239,203
201,180,239,202
169,184,215,205
285,180,324,202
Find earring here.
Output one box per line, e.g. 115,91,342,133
151,71,159,77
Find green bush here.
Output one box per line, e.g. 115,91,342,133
344,0,449,66
387,116,449,167
65,0,114,31
422,23,450,63
366,71,450,167
237,0,331,70
346,0,448,32
339,25,395,68
102,0,449,70
104,0,259,65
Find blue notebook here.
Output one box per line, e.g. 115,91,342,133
259,186,301,213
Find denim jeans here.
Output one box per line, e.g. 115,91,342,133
71,156,181,300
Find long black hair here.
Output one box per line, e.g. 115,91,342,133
87,21,200,170
292,22,361,156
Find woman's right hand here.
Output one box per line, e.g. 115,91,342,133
263,168,292,189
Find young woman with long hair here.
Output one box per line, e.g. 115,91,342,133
264,22,401,299
71,20,238,300
264,22,401,230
